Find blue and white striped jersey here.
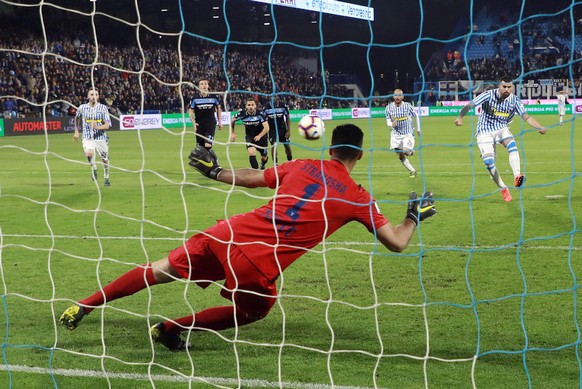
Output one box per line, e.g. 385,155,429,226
385,102,417,135
472,89,526,134
76,103,111,141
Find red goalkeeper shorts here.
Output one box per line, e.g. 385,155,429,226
168,227,277,317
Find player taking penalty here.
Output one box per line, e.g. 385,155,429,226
454,75,546,202
60,123,436,351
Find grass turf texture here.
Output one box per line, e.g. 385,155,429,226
0,116,580,388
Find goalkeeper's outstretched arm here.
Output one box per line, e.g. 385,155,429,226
217,168,266,188
188,145,267,188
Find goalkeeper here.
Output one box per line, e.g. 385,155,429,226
60,123,436,351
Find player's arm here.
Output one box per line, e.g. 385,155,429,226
375,191,436,252
73,111,81,141
96,121,111,130
230,117,237,142
254,121,269,141
94,110,111,130
285,113,291,138
216,104,223,129
385,109,393,127
412,109,421,136
218,168,267,188
188,145,267,187
188,107,197,130
522,113,547,134
454,102,476,126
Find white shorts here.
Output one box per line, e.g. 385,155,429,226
558,106,566,116
82,138,109,159
390,133,415,151
476,127,513,157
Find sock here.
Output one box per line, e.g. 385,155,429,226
486,164,505,188
401,158,415,173
560,115,564,123
508,151,521,177
507,140,521,177
103,159,110,179
249,156,258,169
88,155,97,171
78,265,156,313
163,306,257,333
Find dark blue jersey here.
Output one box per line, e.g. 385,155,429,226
233,109,267,136
263,102,289,132
189,93,221,128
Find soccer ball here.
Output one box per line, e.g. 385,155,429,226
297,115,325,140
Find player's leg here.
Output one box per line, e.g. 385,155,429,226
479,134,511,201
82,139,98,180
259,138,269,169
96,140,110,186
394,135,416,177
247,144,259,169
391,134,414,176
402,135,417,177
268,131,279,165
284,142,293,161
500,131,524,187
59,257,178,330
281,129,292,161
153,245,276,351
271,143,278,166
203,129,220,165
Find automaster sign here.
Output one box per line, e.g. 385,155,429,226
3,117,75,136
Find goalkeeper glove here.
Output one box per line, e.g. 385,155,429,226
405,191,436,226
188,145,223,180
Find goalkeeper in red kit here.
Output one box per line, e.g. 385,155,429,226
60,123,436,351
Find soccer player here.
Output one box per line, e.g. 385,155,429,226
59,123,436,351
556,89,569,126
73,87,112,186
230,97,270,169
454,76,547,202
188,79,223,162
263,97,293,165
385,89,422,177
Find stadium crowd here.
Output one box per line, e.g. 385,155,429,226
0,30,353,118
424,14,582,83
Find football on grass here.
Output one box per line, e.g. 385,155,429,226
297,115,325,140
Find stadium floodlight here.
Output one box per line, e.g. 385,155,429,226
247,0,374,21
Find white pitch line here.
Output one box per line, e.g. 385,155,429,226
0,364,381,389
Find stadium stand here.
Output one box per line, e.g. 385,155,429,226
420,4,582,101
0,30,355,118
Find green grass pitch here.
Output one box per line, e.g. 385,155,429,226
0,115,580,388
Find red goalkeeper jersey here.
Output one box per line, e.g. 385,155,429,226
211,159,389,281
